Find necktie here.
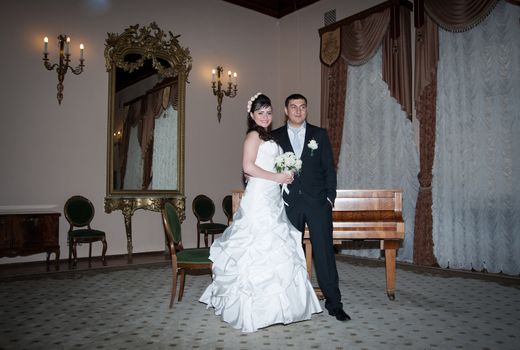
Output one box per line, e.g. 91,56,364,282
290,127,303,158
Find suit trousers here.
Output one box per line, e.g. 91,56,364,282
285,198,343,312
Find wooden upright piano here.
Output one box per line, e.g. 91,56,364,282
304,189,404,300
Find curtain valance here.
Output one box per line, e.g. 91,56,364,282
415,0,499,32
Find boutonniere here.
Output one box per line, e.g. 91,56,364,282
307,139,318,156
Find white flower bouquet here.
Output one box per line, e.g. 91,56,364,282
274,152,302,174
274,151,302,204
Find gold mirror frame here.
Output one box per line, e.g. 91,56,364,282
103,23,191,263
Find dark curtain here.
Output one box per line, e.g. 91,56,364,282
412,13,438,266
119,100,142,189
141,90,161,190
412,0,501,266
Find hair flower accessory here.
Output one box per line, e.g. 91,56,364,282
247,92,262,112
307,139,318,156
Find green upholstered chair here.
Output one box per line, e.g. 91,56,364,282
64,195,107,269
192,194,228,248
162,202,211,308
222,195,233,225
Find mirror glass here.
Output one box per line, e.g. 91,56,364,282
105,23,191,196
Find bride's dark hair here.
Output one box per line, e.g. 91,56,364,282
246,94,274,142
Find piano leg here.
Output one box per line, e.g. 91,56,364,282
382,240,400,300
304,238,325,300
304,238,313,280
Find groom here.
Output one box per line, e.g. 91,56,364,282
271,93,350,321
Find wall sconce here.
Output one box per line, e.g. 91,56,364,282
43,35,85,105
211,66,237,122
113,130,123,142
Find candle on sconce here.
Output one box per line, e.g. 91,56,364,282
211,65,238,122
42,33,85,105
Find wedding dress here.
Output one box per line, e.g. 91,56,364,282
199,140,322,332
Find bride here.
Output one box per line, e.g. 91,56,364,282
199,93,321,332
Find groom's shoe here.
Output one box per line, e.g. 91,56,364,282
329,308,351,321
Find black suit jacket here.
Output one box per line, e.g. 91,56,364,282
272,123,337,207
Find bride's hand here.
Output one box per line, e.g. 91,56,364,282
277,172,294,184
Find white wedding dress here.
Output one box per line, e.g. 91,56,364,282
199,140,322,332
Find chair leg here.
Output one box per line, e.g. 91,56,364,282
204,233,209,248
71,240,78,269
101,238,108,266
88,243,92,268
178,269,186,301
197,231,200,248
170,268,178,309
68,242,73,269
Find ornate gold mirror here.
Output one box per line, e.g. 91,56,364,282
104,23,191,263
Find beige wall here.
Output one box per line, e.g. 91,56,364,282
0,0,381,264
277,0,382,126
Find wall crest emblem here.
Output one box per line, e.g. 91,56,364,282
320,27,341,67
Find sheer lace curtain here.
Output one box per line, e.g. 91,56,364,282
123,105,178,190
151,105,178,190
337,47,420,262
433,1,520,274
123,126,144,189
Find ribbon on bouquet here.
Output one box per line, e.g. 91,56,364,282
281,184,290,206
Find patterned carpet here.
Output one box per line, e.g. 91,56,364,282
1,256,519,350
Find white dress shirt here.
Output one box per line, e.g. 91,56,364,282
287,122,306,159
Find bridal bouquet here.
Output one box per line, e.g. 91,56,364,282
274,152,302,174
274,152,302,204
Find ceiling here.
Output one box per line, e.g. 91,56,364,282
222,0,320,18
